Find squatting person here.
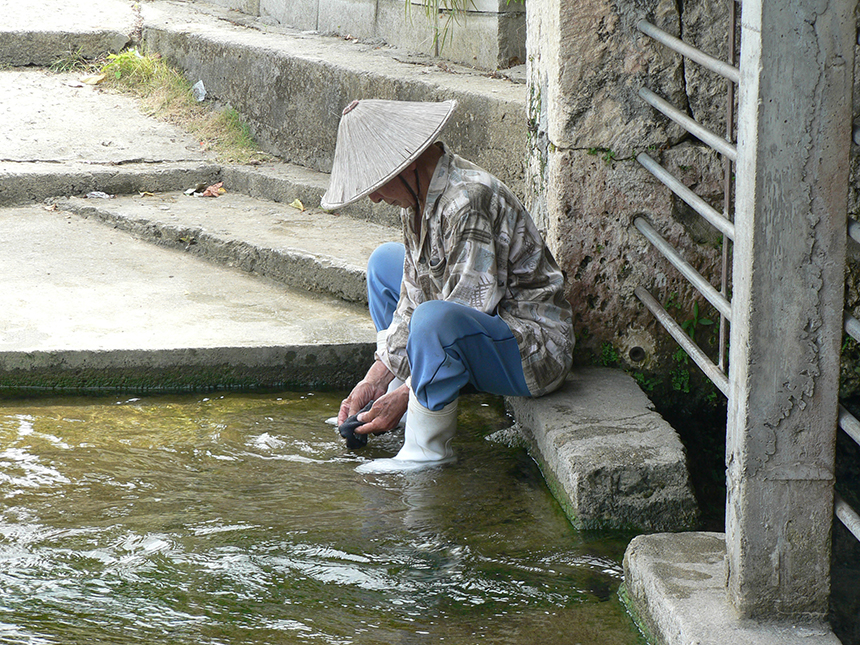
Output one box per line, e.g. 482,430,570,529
322,98,574,472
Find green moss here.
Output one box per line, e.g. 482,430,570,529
616,584,654,645
601,342,620,367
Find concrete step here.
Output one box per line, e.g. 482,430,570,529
220,163,400,227
58,187,401,304
140,0,528,196
0,68,220,206
506,367,698,531
623,532,843,645
0,204,376,391
0,0,135,66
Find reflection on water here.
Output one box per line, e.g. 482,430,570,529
0,391,643,645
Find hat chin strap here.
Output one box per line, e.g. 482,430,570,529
398,170,421,212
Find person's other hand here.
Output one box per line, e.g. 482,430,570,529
354,383,409,435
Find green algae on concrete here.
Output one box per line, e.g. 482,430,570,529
0,344,375,395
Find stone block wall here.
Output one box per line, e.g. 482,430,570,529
204,0,525,70
526,0,732,377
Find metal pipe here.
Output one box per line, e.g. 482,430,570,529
634,217,732,321
835,494,860,543
844,312,860,344
637,153,735,240
719,0,738,375
637,20,740,84
639,87,738,161
848,216,860,245
635,286,729,395
838,405,860,448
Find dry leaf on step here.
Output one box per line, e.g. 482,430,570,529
200,182,225,197
80,74,106,85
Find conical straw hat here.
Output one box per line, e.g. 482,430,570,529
320,99,457,210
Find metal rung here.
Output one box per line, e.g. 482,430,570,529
634,217,732,320
635,286,729,396
637,153,735,241
838,405,860,448
637,20,740,84
836,494,860,543
639,87,738,161
845,312,860,343
848,216,860,245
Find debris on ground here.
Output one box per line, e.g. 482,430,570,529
185,181,226,197
80,73,106,85
200,181,225,197
191,79,206,102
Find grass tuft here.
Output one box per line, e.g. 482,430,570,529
51,47,272,165
49,47,93,73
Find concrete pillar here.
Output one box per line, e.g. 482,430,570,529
727,0,854,619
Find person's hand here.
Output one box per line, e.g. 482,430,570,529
338,380,383,425
354,382,409,435
337,360,395,425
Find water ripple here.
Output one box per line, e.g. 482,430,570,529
0,391,640,645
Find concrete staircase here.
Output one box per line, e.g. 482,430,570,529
140,0,529,197
0,0,699,533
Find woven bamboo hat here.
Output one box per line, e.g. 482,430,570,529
320,99,457,210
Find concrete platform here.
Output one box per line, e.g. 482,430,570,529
623,532,842,645
0,204,375,391
506,368,698,531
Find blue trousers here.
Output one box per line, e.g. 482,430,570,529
367,242,531,411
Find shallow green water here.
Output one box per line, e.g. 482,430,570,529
0,391,643,645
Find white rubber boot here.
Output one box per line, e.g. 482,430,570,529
355,389,457,473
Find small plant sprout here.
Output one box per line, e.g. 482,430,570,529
681,301,714,339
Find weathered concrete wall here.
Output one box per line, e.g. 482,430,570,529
726,0,852,619
526,0,729,374
204,0,526,70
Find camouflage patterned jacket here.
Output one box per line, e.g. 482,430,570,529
377,145,574,397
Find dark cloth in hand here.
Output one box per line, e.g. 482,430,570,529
339,400,374,449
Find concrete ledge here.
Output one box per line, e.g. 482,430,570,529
209,0,524,70
506,367,698,531
0,344,373,393
622,532,842,645
0,162,221,207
